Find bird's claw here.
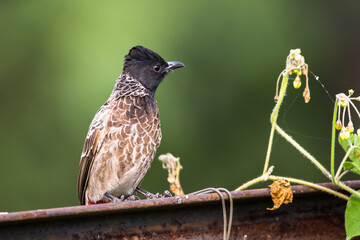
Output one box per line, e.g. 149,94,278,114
105,192,122,202
162,190,172,197
124,195,139,201
147,190,173,199
118,194,139,202
135,187,172,199
105,192,139,203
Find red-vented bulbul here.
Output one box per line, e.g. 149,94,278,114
77,46,184,205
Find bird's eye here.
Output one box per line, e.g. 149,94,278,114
153,65,161,72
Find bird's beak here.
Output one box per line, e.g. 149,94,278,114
166,61,185,71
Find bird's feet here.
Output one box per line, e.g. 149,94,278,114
162,190,173,198
104,192,122,202
136,187,172,199
121,195,140,201
104,192,139,202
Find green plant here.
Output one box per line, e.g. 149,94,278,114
235,49,360,239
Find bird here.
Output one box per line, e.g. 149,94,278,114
77,46,184,205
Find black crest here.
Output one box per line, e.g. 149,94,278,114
124,46,167,68
122,46,169,93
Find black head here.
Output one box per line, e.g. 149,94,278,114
123,46,184,92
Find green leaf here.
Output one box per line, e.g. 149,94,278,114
339,133,360,163
345,191,360,240
354,134,360,155
343,162,360,175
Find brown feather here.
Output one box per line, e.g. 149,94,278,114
77,91,161,205
77,104,108,205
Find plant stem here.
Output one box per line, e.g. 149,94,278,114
330,98,360,198
263,72,289,175
275,124,332,180
338,170,349,181
331,99,339,183
268,175,349,201
335,181,360,198
349,99,360,120
234,174,349,201
335,146,354,179
235,175,264,191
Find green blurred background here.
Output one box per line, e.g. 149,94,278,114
1,1,360,212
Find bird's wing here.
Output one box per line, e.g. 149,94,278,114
77,96,161,205
77,104,108,205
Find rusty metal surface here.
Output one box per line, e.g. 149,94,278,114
0,180,359,239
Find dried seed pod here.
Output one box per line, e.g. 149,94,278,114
303,87,311,103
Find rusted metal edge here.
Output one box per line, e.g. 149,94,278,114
1,180,359,225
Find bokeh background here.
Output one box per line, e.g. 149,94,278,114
1,1,360,212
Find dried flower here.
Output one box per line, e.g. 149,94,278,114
158,153,184,196
267,179,293,211
303,87,311,103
